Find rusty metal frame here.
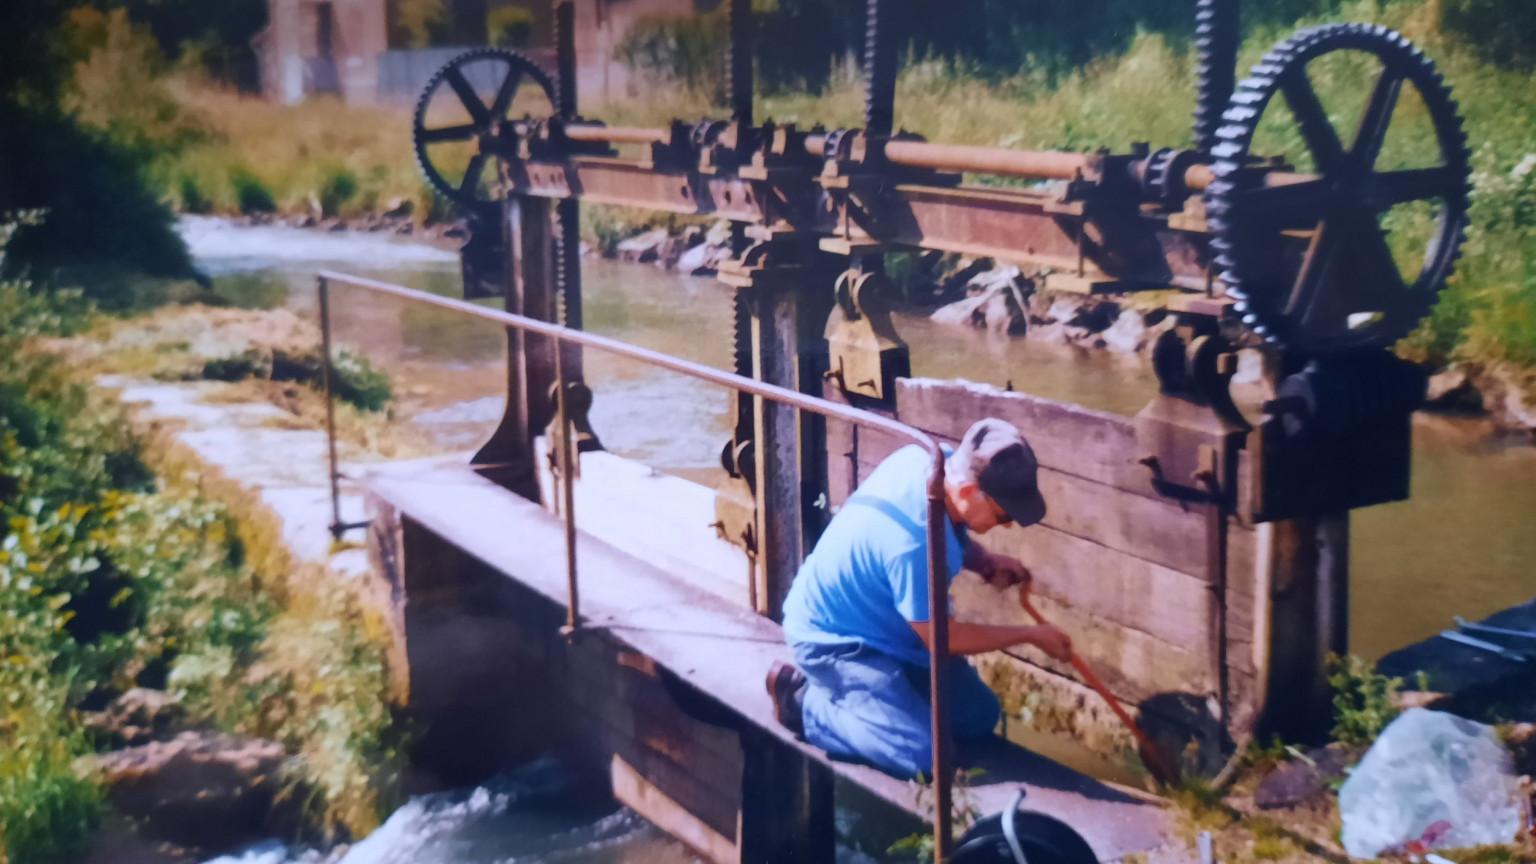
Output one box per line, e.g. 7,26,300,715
316,271,961,856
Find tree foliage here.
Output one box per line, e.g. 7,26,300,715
0,1,194,295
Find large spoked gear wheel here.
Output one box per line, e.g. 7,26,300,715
413,48,558,207
1206,24,1471,354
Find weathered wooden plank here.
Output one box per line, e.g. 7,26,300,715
1033,467,1210,577
980,522,1212,651
827,415,1218,579
613,754,738,864
559,638,744,779
738,731,834,864
615,733,743,843
954,578,1214,701
896,378,1160,499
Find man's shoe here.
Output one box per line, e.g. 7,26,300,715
765,660,806,736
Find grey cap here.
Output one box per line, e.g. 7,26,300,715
949,418,1046,526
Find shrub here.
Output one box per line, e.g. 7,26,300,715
177,173,211,214
64,9,206,159
1440,0,1536,69
0,106,194,294
318,166,359,219
330,351,392,413
230,166,276,214
1328,654,1403,747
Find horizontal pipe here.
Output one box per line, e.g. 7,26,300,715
884,139,1091,180
565,123,670,145
803,134,1088,181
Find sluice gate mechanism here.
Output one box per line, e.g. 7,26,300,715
373,0,1476,859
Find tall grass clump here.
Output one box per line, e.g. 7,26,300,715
230,166,278,215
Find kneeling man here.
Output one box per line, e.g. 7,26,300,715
768,418,1072,779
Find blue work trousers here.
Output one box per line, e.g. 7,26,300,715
791,639,1002,780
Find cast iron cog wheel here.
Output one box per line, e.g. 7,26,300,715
1205,23,1471,354
413,48,558,207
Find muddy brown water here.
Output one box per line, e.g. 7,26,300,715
187,216,1535,807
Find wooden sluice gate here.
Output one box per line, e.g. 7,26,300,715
320,0,1474,858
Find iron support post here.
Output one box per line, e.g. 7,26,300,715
554,344,580,635
554,1,584,380
728,0,753,126
556,1,577,116
750,279,804,621
1262,514,1349,742
863,0,900,138
474,196,555,499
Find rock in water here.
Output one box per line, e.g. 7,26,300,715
1339,708,1523,858
614,228,671,263
98,731,302,852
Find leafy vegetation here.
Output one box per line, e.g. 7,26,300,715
201,347,393,413
1327,654,1404,747
0,3,194,300
0,218,401,860
887,768,986,863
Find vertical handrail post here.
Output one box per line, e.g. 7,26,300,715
554,337,580,634
926,450,952,860
318,276,345,540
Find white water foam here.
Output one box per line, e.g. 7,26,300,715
179,216,457,274
203,760,685,864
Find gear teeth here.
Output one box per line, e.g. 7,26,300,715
1202,22,1471,353
730,290,754,438
413,48,558,207
1194,0,1239,154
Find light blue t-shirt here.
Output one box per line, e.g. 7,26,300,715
781,444,966,667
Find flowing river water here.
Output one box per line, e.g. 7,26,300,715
180,217,1536,861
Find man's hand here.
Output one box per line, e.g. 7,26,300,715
983,551,1033,593
1026,623,1073,662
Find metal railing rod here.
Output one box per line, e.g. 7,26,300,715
314,270,954,856
318,277,346,540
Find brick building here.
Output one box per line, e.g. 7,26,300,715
255,0,712,107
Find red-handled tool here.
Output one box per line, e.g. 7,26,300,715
1017,592,1182,786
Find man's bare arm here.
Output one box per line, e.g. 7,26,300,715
909,620,1071,660
962,543,1033,591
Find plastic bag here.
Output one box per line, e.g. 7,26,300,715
1339,708,1523,858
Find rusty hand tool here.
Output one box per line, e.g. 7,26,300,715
1016,591,1182,786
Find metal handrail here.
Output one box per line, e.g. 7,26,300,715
315,270,961,857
